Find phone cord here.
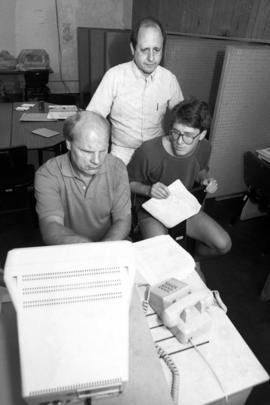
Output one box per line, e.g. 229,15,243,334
189,338,228,405
155,343,180,404
142,285,180,405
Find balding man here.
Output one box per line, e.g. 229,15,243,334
87,16,183,165
35,111,131,245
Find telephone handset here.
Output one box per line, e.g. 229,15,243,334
149,278,212,344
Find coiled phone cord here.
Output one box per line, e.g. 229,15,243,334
155,343,180,404
141,284,180,404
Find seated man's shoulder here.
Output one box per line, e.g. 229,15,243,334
199,138,211,153
107,153,127,170
36,154,67,176
137,137,161,154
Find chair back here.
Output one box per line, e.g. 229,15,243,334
244,151,270,191
244,151,270,212
0,145,35,214
0,145,28,172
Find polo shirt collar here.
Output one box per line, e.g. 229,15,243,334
131,60,159,81
60,152,108,178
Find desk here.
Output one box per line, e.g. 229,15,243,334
0,103,13,147
0,288,173,405
1,240,269,405
0,102,64,164
136,268,269,405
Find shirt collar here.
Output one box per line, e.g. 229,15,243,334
131,60,159,81
61,152,108,178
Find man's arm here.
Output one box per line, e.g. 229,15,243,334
168,74,184,109
86,68,115,117
130,181,169,199
102,213,132,241
39,216,91,245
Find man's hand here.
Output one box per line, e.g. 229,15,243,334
202,178,218,194
39,216,91,245
150,182,170,199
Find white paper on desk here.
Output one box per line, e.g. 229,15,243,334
47,111,77,120
133,235,195,285
142,179,201,228
32,128,60,138
19,113,56,122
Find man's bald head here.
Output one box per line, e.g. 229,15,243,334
63,110,110,143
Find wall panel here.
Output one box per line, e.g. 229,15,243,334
208,45,270,197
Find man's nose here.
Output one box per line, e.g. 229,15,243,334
147,50,154,62
91,151,100,164
177,135,184,145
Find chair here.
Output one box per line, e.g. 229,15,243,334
38,141,67,166
0,145,35,214
242,151,270,300
243,152,270,215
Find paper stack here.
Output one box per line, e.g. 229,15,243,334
47,105,77,120
257,147,270,164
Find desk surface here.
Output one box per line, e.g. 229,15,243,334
0,102,64,150
0,103,13,148
136,269,269,405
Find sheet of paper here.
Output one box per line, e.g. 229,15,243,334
48,105,77,111
142,179,201,228
133,235,195,285
20,113,56,122
32,128,60,138
257,147,270,163
47,111,77,120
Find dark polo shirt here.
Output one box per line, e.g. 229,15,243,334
35,153,131,241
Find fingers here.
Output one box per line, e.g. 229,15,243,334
150,182,170,199
204,178,218,193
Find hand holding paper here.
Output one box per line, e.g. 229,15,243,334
142,179,201,228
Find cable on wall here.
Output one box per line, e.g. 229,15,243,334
54,0,72,95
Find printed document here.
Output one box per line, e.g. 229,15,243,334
142,179,201,228
134,235,195,285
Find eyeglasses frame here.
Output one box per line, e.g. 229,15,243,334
169,128,201,145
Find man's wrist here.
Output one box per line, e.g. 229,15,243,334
147,185,152,197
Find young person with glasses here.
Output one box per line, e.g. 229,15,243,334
127,98,231,258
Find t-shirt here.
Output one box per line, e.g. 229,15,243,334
35,153,131,241
127,137,211,219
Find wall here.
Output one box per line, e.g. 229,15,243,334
0,0,132,94
0,1,16,55
132,0,270,41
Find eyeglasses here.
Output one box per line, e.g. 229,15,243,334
169,128,201,145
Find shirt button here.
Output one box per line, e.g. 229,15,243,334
83,186,86,190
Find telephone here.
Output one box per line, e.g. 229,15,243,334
149,278,213,344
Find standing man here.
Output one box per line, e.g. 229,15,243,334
128,98,232,258
87,17,183,164
35,111,131,245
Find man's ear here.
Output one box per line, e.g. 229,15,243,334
130,42,135,56
199,130,207,141
66,140,71,151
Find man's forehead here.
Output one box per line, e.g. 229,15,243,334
173,122,198,132
75,117,108,137
137,24,163,41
